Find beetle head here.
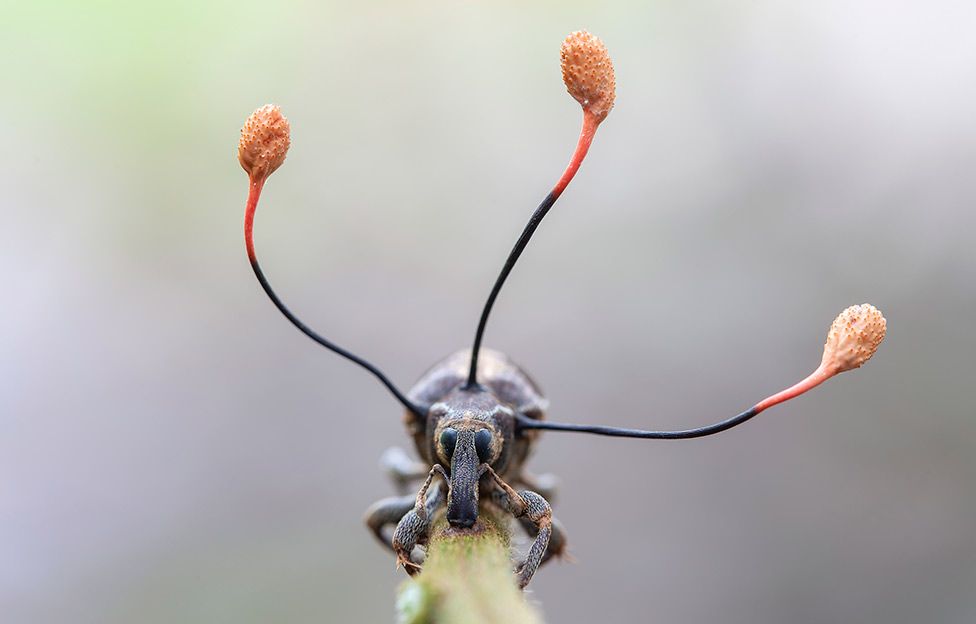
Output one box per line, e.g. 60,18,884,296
427,387,514,528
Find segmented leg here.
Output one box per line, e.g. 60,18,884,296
364,494,416,553
484,466,553,589
518,514,568,567
392,465,447,573
379,446,430,495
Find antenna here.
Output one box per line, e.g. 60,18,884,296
466,30,617,389
239,105,425,419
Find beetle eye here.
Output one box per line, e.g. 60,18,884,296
474,429,493,462
439,428,458,460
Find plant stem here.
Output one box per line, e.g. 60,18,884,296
396,509,543,624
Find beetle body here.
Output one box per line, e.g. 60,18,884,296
407,348,545,477
365,348,564,587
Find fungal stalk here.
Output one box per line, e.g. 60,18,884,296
465,30,617,389
239,104,424,418
516,304,887,438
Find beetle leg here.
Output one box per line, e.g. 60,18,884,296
364,494,416,553
392,465,447,573
483,466,553,589
379,446,430,495
518,514,568,567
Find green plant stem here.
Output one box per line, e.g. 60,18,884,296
396,509,543,624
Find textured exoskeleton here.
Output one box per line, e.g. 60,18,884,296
365,348,565,589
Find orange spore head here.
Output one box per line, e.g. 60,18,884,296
239,104,291,181
821,304,887,375
560,30,616,123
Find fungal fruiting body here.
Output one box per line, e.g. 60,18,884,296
239,104,291,181
517,304,887,439
465,30,617,387
752,304,887,414
560,30,616,122
238,104,425,416
240,104,291,263
821,304,887,375
552,30,616,198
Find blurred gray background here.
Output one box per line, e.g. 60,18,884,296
3,1,975,622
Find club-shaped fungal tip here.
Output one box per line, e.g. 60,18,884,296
560,30,616,122
239,104,291,181
820,304,887,375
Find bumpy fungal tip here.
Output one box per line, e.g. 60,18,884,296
560,30,616,122
239,104,291,180
821,304,887,374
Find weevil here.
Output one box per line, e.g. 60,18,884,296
365,348,561,588
238,31,886,589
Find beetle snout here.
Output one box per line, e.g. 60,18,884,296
446,430,481,529
446,480,480,528
447,509,477,528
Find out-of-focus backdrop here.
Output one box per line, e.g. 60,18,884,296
3,1,975,623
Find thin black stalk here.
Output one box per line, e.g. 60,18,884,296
515,407,760,440
249,257,424,419
466,191,557,388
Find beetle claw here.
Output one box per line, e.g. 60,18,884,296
396,553,423,574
